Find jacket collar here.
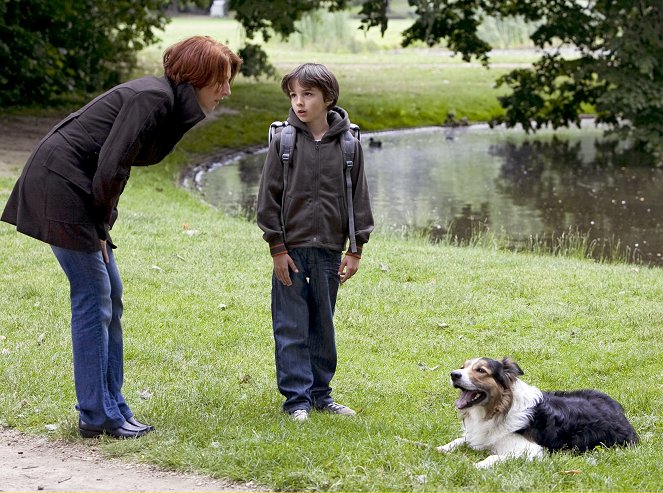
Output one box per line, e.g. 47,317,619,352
165,76,206,130
287,105,351,142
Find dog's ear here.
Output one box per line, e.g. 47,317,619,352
501,357,524,377
491,357,524,388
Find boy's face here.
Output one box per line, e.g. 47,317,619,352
288,80,331,126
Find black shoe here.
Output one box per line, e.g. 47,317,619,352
125,416,155,432
78,419,149,439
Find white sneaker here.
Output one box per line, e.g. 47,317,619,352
319,402,356,416
290,409,309,422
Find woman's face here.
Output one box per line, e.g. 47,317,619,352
195,65,232,114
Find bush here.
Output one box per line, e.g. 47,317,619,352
0,0,176,106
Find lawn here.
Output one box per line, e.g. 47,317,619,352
0,14,661,492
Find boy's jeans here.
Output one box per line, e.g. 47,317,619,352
51,245,132,429
272,247,342,413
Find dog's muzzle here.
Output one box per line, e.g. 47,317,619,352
450,370,487,409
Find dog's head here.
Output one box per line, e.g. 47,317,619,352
449,357,524,417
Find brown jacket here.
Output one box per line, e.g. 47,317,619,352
1,76,205,251
257,107,374,256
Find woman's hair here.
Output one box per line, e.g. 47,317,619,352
163,36,243,88
281,63,339,109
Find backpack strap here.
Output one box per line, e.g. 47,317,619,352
342,129,358,253
279,123,296,245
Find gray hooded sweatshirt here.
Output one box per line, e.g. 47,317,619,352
257,106,374,257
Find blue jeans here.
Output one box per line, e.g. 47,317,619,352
51,245,132,428
272,247,342,413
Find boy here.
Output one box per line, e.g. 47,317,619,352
257,63,374,422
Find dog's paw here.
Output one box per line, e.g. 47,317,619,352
436,445,452,454
474,456,499,469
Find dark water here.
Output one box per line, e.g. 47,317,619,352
194,124,663,265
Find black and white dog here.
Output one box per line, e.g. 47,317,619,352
438,357,638,468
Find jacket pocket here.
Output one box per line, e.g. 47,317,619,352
324,193,347,243
43,170,95,225
41,139,93,195
37,139,95,225
283,195,313,242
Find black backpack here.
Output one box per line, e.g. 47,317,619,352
268,121,361,253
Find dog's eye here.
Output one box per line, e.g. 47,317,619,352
476,367,486,373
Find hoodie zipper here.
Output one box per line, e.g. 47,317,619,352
313,140,320,244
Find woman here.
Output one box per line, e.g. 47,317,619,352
1,36,242,439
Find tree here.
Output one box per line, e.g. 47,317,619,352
230,0,662,162
361,0,663,161
227,0,349,80
0,0,205,106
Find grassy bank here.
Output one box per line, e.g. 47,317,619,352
1,15,661,492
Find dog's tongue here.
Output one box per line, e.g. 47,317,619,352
456,390,480,409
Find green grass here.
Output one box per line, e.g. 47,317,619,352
1,15,661,493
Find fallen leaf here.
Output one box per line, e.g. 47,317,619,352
379,263,389,272
560,469,583,475
151,265,164,272
138,389,153,400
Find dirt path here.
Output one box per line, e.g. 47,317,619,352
0,115,263,492
0,115,60,178
0,426,261,492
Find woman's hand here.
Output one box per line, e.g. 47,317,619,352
100,240,109,264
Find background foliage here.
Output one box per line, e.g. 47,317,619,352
0,0,205,106
1,0,661,161
358,0,663,159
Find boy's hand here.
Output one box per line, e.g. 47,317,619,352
273,253,298,286
339,255,360,284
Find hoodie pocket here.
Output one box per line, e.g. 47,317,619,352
283,194,313,242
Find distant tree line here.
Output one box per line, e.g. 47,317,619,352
1,0,660,161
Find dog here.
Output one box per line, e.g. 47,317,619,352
437,357,638,468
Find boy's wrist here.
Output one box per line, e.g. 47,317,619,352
269,242,288,257
345,244,363,259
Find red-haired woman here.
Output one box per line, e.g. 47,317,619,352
2,36,242,439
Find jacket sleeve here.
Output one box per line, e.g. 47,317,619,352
256,136,287,256
349,141,374,251
92,89,172,239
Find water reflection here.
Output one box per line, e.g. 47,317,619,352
195,124,662,265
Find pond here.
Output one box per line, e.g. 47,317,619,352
191,122,662,265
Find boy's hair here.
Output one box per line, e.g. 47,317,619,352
281,63,339,109
163,36,243,89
